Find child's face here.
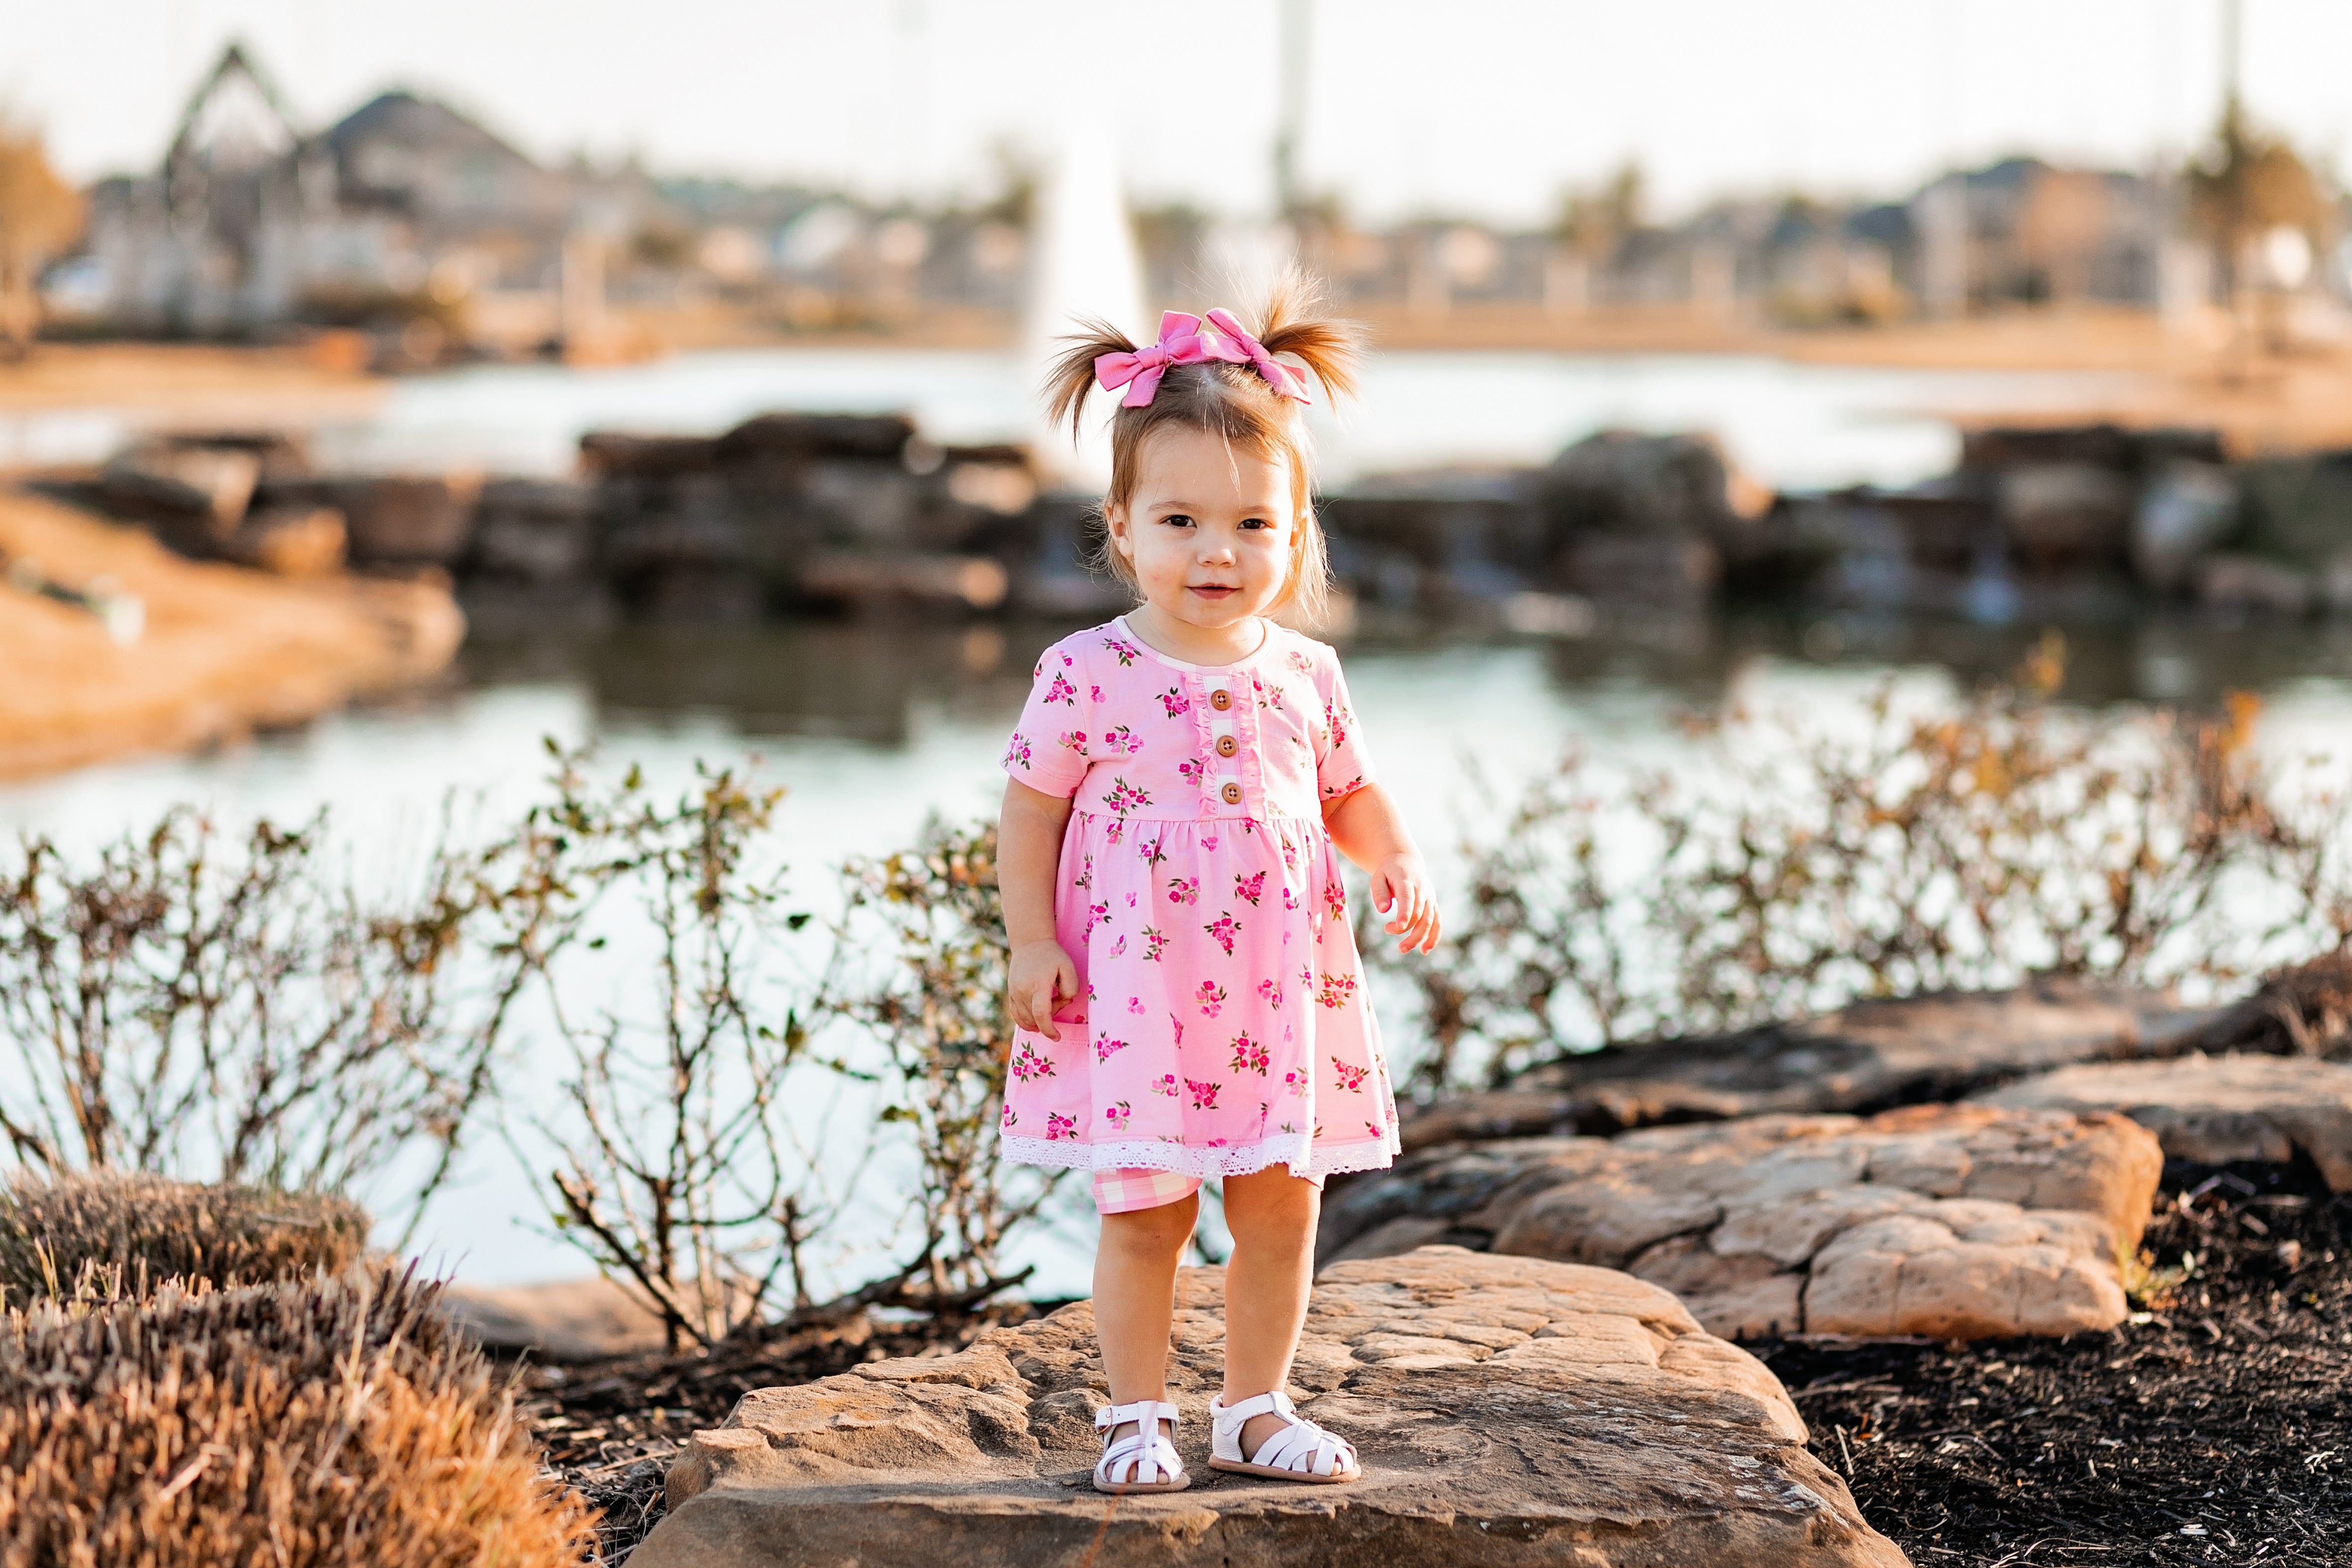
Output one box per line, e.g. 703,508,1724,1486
1107,425,1294,632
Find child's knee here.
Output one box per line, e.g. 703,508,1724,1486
1223,1174,1320,1252
1100,1193,1198,1255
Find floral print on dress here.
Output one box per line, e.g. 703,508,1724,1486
996,618,1396,1184
1230,1033,1269,1075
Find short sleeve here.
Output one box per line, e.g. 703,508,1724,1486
1315,657,1374,803
1002,644,1094,798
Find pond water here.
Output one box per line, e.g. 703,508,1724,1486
7,609,2352,1297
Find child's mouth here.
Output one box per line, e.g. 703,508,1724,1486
1189,584,1238,599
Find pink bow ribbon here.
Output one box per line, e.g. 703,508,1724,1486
1201,307,1311,404
1094,312,1213,408
1091,308,1313,408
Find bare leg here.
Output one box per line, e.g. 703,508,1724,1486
1219,1167,1321,1459
1092,1192,1200,1448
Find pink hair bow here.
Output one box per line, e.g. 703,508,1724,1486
1201,307,1311,404
1093,311,1212,408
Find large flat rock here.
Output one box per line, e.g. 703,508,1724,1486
635,1250,1909,1568
1324,1106,2163,1341
1975,1052,2352,1190
1402,982,2209,1150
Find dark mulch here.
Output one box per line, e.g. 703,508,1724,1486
518,1309,1045,1563
1755,1160,2352,1566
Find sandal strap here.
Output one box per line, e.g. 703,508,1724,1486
1211,1389,1293,1429
1094,1399,1179,1433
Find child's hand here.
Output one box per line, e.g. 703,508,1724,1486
1006,940,1080,1040
1370,853,1441,955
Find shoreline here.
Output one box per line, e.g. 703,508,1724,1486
0,488,464,782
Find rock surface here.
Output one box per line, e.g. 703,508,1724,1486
441,1276,673,1361
1975,1052,2352,1190
1325,1107,2163,1341
635,1249,1909,1568
1401,982,2209,1151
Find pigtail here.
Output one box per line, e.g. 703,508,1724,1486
1249,268,1361,406
1043,317,1137,442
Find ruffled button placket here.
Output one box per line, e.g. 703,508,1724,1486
1184,666,1256,821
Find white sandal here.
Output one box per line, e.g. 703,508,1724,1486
1208,1390,1361,1483
1092,1399,1188,1494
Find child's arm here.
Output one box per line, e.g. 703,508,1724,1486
1001,778,1080,1041
1324,784,1442,955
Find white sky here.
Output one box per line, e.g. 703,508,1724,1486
4,0,2351,226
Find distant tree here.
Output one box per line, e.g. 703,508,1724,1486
1554,162,1644,264
0,117,85,356
2184,98,2326,297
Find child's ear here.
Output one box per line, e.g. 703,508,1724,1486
1103,502,1134,562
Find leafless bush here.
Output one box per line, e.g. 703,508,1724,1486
832,818,1059,1304
0,1266,597,1566
1396,656,2352,1094
0,1171,367,1304
528,758,833,1352
0,799,586,1243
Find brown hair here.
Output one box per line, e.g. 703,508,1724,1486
1042,271,1359,625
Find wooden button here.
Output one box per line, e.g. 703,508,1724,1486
1215,735,1238,757
1209,689,1233,711
1220,782,1243,805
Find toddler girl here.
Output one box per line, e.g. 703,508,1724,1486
997,281,1440,1494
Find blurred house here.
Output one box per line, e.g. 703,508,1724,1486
78,43,629,352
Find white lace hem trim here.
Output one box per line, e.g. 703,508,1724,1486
999,1127,1401,1182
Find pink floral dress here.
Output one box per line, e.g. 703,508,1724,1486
998,617,1401,1184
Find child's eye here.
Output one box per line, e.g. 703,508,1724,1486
1162,513,1194,529
1239,516,1272,531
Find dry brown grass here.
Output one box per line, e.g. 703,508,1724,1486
0,1266,597,1567
0,1172,368,1305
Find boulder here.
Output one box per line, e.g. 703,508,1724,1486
637,1249,1908,1568
2166,953,2352,1057
336,474,484,566
1401,981,2206,1150
2196,553,2313,617
440,1276,675,1362
226,505,347,577
99,442,260,549
1323,1106,2162,1342
1974,1053,2352,1190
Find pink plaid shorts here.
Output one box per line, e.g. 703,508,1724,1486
1090,1167,1325,1215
